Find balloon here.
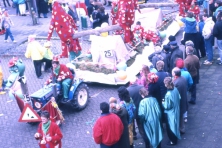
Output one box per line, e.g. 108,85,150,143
100,32,108,37
177,20,184,27
101,22,109,28
86,54,92,59
159,31,166,39
116,70,127,80
116,62,127,71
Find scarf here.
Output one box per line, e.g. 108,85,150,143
53,65,60,76
42,120,51,134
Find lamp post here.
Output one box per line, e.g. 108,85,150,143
27,0,39,25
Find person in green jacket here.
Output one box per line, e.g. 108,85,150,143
162,77,181,146
138,87,163,148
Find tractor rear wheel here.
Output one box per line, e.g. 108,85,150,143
71,83,89,110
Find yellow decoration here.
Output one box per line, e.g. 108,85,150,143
116,70,127,80
100,32,108,37
177,20,184,27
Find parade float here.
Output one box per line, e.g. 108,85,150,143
47,2,190,85
72,5,182,85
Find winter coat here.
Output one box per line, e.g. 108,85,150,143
120,98,136,124
138,97,163,148
156,70,168,99
198,21,204,36
214,6,222,18
162,88,181,139
25,41,44,60
202,17,215,39
184,54,200,77
181,17,197,33
148,82,162,109
127,84,143,119
93,113,124,146
36,121,63,148
38,0,48,14
173,76,188,116
180,68,193,90
111,107,130,148
213,20,222,40
169,46,183,74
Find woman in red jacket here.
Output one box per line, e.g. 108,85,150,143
34,111,63,148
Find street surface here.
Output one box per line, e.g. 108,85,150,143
0,2,222,148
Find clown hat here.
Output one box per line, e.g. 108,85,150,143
52,55,60,62
8,57,18,67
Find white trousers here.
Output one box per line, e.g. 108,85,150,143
19,4,26,15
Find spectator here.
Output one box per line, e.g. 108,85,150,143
202,13,215,65
109,97,130,148
34,111,63,148
138,87,163,148
213,11,222,65
42,41,53,73
68,3,79,23
175,58,193,123
25,35,44,79
162,77,181,146
148,46,164,70
184,46,200,105
87,0,95,18
168,40,183,74
198,14,206,58
92,5,100,29
181,11,200,58
127,76,143,140
137,65,150,89
214,0,222,18
18,0,26,16
38,0,48,18
94,6,109,27
1,9,17,43
172,67,188,134
93,102,124,148
13,0,20,16
162,45,171,73
118,86,136,148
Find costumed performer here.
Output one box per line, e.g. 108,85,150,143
42,41,53,73
44,56,73,103
34,110,63,148
47,0,82,61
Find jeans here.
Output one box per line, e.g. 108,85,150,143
5,28,14,41
217,40,222,62
100,143,118,148
204,35,214,62
33,60,43,78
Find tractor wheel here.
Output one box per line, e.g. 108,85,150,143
71,83,89,111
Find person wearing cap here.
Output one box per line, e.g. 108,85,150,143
185,40,199,58
34,110,63,148
162,45,171,72
127,76,143,140
138,87,163,148
25,35,44,79
45,56,73,103
1,9,17,43
42,41,53,73
162,77,181,146
93,102,124,148
168,40,183,74
167,35,176,48
109,97,130,148
172,67,188,135
184,46,200,105
148,46,165,71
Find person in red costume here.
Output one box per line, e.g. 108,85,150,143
188,1,200,21
47,1,82,61
34,111,63,148
111,1,123,35
176,0,199,17
117,0,140,44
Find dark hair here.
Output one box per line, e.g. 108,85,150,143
164,77,174,90
203,13,209,18
52,61,59,65
100,102,109,113
187,11,194,18
172,67,181,77
136,21,141,25
216,0,222,6
217,11,222,21
99,6,105,13
139,87,148,97
118,86,131,102
40,111,50,119
199,13,204,22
